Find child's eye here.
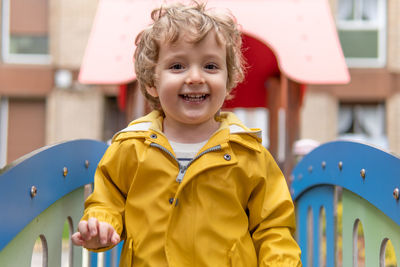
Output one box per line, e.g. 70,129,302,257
205,63,219,70
169,63,184,70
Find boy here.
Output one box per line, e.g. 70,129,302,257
72,2,302,266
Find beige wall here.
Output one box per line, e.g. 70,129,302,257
46,88,104,145
388,0,400,72
49,0,99,68
300,91,338,143
387,92,400,155
46,0,105,145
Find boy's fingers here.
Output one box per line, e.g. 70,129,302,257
87,217,99,237
98,222,109,245
107,226,120,244
74,220,119,249
111,231,120,245
77,220,90,240
71,232,84,246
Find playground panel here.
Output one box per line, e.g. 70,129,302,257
0,140,399,266
292,141,400,267
0,140,114,267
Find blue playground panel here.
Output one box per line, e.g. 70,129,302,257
0,140,107,252
0,140,125,266
292,140,400,267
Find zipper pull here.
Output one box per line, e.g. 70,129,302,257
176,165,187,183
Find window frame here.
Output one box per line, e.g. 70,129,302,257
336,0,387,68
1,0,51,64
337,101,388,149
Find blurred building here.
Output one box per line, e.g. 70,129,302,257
1,0,399,168
301,0,400,155
0,0,124,166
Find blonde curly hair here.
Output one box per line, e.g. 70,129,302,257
134,1,245,110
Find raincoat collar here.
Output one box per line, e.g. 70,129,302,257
112,110,262,152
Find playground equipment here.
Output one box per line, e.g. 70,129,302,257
0,139,398,266
292,141,400,267
0,140,110,267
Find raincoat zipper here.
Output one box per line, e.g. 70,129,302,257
150,143,222,183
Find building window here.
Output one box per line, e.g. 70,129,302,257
338,102,388,149
336,0,386,68
1,0,50,64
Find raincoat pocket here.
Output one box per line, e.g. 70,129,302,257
119,238,134,267
228,234,257,267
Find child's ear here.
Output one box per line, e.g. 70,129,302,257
146,86,159,98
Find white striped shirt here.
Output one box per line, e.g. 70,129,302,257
169,140,207,168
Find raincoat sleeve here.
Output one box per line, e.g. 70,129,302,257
81,141,134,252
247,149,302,267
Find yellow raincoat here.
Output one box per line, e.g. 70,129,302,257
82,110,302,267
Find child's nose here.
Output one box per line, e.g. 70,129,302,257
185,66,205,84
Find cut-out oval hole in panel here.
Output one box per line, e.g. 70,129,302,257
61,217,74,267
31,234,48,267
353,219,365,267
307,206,313,267
380,238,398,267
336,187,343,267
319,206,327,267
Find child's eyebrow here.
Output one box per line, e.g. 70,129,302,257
162,52,224,60
204,53,225,59
160,53,187,63
159,47,226,64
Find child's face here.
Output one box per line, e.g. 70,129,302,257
147,31,228,132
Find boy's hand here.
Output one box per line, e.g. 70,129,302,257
71,218,120,249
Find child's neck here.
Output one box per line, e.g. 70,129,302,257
162,117,220,143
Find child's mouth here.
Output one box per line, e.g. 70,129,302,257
180,94,209,102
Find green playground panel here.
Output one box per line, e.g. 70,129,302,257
342,189,400,267
0,187,84,267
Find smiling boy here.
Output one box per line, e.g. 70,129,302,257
72,2,302,266
147,31,228,143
